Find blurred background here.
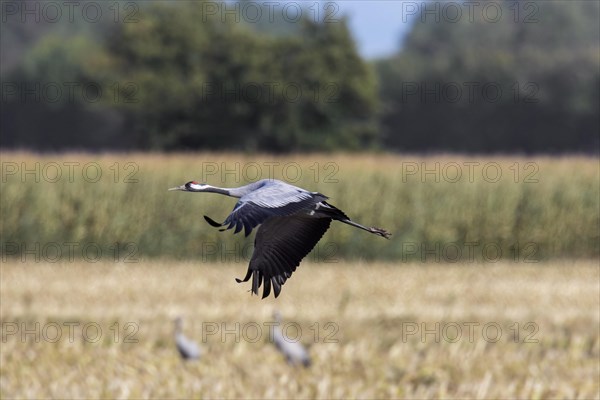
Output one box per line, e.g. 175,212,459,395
2,0,598,153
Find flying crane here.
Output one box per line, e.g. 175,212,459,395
169,179,390,298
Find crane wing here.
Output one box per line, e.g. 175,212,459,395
206,185,328,237
236,215,331,298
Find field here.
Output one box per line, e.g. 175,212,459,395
1,153,599,261
1,260,598,399
1,152,599,398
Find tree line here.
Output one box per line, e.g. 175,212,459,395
1,0,598,153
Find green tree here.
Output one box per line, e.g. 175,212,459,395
2,1,378,152
105,2,378,151
377,0,600,153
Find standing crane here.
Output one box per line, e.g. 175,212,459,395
169,179,391,298
173,317,201,361
271,310,311,367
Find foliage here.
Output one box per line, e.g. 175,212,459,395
2,1,598,153
2,1,378,152
1,152,598,261
105,2,378,151
376,0,600,153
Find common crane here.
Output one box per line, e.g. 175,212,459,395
169,179,391,298
271,310,311,367
173,317,201,361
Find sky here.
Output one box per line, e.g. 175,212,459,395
334,1,414,59
225,0,413,60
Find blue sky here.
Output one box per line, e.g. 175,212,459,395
225,0,414,59
335,2,414,59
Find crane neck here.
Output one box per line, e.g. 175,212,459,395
213,181,267,198
201,186,235,197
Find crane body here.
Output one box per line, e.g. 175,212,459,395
174,317,201,360
271,311,311,367
169,179,390,298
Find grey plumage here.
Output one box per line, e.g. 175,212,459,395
169,179,391,298
174,317,201,360
271,311,311,367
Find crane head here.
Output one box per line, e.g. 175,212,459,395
168,181,206,192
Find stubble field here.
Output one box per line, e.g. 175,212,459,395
1,260,598,399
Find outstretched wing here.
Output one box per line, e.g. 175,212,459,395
207,183,328,236
236,216,331,298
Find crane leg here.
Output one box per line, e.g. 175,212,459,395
337,218,391,239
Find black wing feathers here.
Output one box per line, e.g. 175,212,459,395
236,216,331,298
224,199,321,236
204,215,222,227
205,193,327,237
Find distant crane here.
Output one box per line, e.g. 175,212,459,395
271,310,311,367
169,179,391,298
173,317,201,361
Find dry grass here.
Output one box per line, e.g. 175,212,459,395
1,260,598,399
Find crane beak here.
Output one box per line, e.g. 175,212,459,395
168,185,186,191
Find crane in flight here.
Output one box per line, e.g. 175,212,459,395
169,179,391,298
